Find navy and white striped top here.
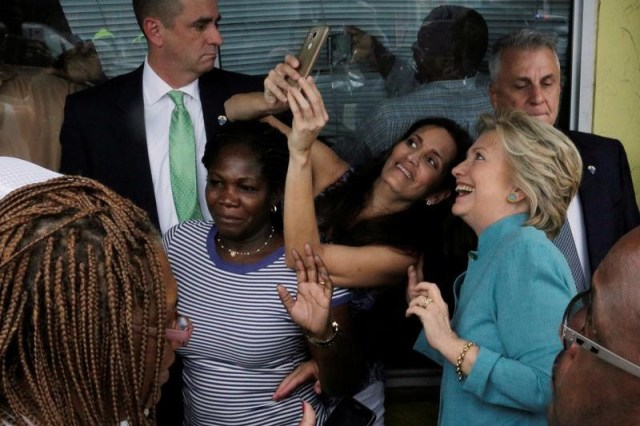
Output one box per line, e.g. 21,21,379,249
163,221,350,425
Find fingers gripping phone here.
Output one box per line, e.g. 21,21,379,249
287,25,330,86
324,396,377,426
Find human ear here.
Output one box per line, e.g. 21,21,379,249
144,17,163,47
488,83,499,110
506,188,526,204
269,190,283,210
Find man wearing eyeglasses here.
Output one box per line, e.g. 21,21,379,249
549,226,640,425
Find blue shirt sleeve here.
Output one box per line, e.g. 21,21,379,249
462,240,574,413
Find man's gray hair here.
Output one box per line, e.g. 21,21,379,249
489,29,559,81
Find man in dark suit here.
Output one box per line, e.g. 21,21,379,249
60,0,298,234
488,29,639,286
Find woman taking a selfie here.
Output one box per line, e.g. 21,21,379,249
269,76,471,424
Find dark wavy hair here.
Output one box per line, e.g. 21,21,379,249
316,117,471,253
202,120,289,231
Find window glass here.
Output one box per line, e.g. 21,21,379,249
216,0,572,146
0,0,572,172
0,0,573,376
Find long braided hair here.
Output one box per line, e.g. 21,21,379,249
0,176,167,425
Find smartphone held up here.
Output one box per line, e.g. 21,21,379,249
287,25,330,86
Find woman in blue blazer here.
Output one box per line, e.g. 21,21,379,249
407,109,581,425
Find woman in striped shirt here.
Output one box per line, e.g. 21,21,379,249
163,120,363,425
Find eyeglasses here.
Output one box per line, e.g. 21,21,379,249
561,290,640,378
134,313,194,347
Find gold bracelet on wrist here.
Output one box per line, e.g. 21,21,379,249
306,321,340,348
456,341,475,382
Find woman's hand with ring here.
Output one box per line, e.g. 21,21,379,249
420,296,433,309
405,270,455,352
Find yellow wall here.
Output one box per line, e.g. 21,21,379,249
593,0,640,205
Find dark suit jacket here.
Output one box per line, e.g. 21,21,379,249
566,130,640,271
59,65,264,229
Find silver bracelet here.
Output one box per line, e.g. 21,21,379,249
306,321,340,348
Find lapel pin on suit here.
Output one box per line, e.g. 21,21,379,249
587,165,596,175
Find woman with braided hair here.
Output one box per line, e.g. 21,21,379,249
0,175,192,425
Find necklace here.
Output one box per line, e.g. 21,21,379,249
216,226,275,258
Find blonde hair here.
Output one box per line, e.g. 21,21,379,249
478,109,582,238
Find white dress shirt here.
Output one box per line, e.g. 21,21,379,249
0,157,61,200
142,59,211,234
567,193,591,284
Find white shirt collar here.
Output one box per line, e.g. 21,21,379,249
142,57,200,106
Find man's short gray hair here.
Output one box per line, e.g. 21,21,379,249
489,29,559,82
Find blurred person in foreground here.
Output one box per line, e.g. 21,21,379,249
0,175,190,425
407,109,581,424
549,226,640,425
488,28,640,290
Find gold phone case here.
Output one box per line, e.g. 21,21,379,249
288,25,330,85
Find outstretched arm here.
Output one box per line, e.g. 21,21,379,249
223,54,301,121
261,114,348,196
283,77,334,273
283,78,417,287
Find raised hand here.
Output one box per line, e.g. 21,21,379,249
277,243,333,339
406,279,455,352
405,260,425,304
264,54,300,108
287,77,328,155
